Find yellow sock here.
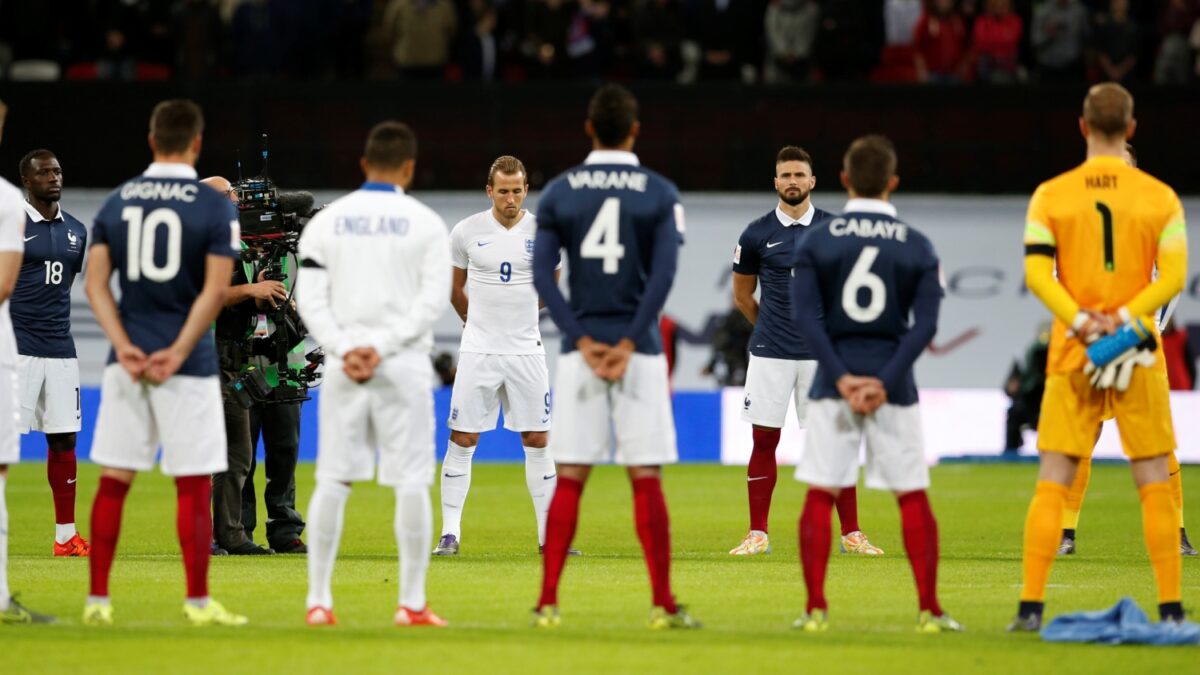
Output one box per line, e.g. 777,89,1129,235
1168,453,1184,527
1140,481,1182,605
1062,457,1091,530
1022,481,1069,602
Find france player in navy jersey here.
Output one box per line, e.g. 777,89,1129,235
728,146,881,559
789,135,960,634
12,149,90,558
82,100,246,628
531,85,698,630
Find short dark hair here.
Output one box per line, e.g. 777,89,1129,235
843,135,897,198
776,146,813,170
364,121,418,169
19,149,56,178
1124,143,1137,167
588,84,638,148
1083,83,1133,139
488,155,527,186
149,99,204,155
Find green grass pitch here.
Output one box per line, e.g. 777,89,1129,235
1,461,1197,673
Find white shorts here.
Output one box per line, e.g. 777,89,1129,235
0,365,18,465
449,352,550,433
90,364,228,476
795,399,929,492
550,351,677,466
740,355,818,428
316,351,435,488
17,356,81,434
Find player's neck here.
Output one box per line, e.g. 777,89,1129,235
364,170,410,190
592,141,635,153
777,198,810,221
492,207,522,229
1085,139,1126,161
151,153,196,167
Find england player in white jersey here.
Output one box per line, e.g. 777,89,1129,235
434,156,569,557
297,121,451,627
0,99,54,623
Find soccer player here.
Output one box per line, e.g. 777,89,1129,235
791,135,961,633
297,121,450,628
1056,143,1196,558
82,99,245,627
0,98,55,624
730,145,882,557
434,155,572,556
13,149,89,557
531,84,698,630
1012,83,1189,631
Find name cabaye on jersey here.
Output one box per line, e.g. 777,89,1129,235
829,216,909,242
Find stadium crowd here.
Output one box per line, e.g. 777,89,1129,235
1,1,1200,85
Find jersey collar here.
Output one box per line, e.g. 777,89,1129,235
143,162,198,179
775,203,815,228
23,200,63,223
842,198,898,218
360,182,405,193
488,209,528,231
1083,155,1128,168
584,150,639,166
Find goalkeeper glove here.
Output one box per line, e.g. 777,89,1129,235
1084,335,1157,392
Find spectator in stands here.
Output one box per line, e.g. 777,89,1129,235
172,0,225,80
1161,318,1196,391
687,0,764,82
631,0,685,80
522,0,574,77
1154,0,1200,83
566,0,614,78
884,0,922,47
1031,0,1089,81
96,2,141,80
1092,0,1140,84
764,0,820,84
971,0,1024,83
1003,321,1050,455
815,0,884,81
381,0,459,79
459,0,501,81
913,0,969,84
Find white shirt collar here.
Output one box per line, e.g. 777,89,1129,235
775,203,815,228
143,162,199,179
23,200,63,223
843,198,898,218
584,150,640,166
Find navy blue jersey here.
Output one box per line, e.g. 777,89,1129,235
792,200,942,406
91,165,240,377
534,151,683,355
732,206,832,360
11,204,87,358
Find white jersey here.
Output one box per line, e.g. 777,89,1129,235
297,183,451,358
0,178,25,366
450,209,554,355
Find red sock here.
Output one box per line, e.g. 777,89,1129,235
799,489,835,612
633,476,677,613
47,449,78,526
899,490,942,615
89,476,131,597
175,476,212,600
836,485,860,535
748,428,781,532
538,477,583,609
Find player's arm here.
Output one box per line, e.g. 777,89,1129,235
144,253,234,384
364,226,453,358
1119,208,1187,322
877,256,943,393
450,266,468,323
538,268,561,310
790,253,849,383
620,204,681,351
0,251,18,303
1023,193,1095,333
532,226,587,345
0,206,21,302
731,229,761,324
85,243,146,380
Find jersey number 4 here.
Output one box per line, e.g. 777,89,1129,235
843,246,886,323
122,206,182,282
581,197,625,274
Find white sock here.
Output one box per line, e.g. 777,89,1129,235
524,446,557,546
0,474,9,610
395,485,432,611
55,523,77,545
439,442,474,539
306,481,350,610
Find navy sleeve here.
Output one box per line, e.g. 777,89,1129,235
791,245,850,382
91,202,111,247
207,196,240,259
533,226,587,346
731,226,760,275
623,205,679,344
877,249,943,392
73,223,88,274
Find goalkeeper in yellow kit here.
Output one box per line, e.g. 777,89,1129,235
1012,83,1188,631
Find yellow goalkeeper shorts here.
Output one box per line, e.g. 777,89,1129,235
1037,368,1176,460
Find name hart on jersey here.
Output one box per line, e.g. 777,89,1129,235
566,169,648,192
120,180,199,202
829,216,908,241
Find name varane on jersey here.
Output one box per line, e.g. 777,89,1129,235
12,202,88,358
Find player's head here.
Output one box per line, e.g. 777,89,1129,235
149,99,204,163
360,121,418,189
774,146,815,207
1080,83,1135,143
1123,143,1137,168
841,135,899,200
486,155,528,221
201,176,239,204
586,84,639,151
19,149,62,203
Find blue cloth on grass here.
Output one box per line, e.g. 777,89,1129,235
1042,597,1200,645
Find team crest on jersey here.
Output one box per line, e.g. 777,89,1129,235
450,407,459,421
525,239,535,254
743,394,751,410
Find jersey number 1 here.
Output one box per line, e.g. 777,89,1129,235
122,206,182,282
1095,201,1115,271
581,197,625,274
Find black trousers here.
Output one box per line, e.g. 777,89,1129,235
213,369,253,549
240,401,305,548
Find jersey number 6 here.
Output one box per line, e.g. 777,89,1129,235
843,246,886,323
122,206,183,282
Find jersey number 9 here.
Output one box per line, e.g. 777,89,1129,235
122,206,182,282
500,261,512,283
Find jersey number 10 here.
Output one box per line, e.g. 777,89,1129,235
122,206,182,282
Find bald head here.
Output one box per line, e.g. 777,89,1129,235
1083,83,1134,139
201,176,238,204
